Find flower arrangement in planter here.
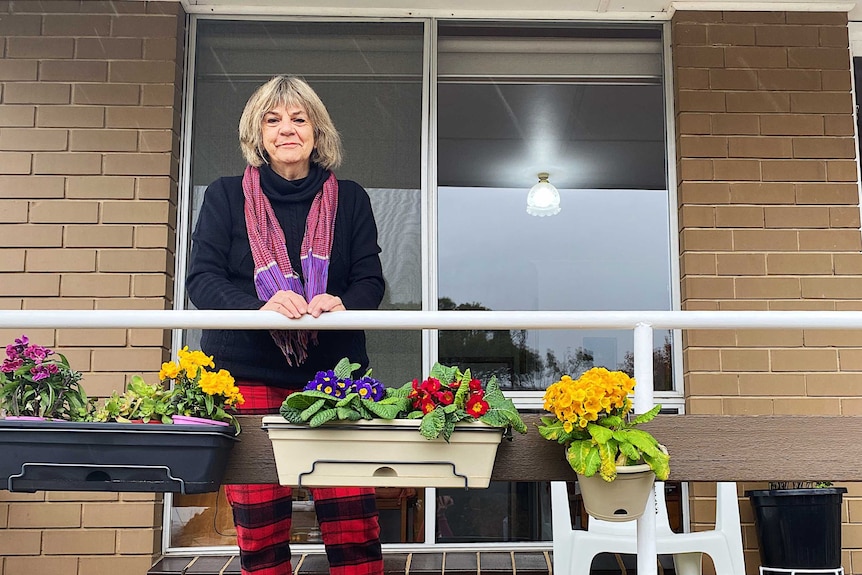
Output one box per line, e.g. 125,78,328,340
266,359,527,488
159,346,245,430
0,335,92,421
93,375,173,424
538,367,670,521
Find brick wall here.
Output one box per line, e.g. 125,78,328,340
672,10,862,574
0,1,185,573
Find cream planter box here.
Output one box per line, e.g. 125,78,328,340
261,417,504,489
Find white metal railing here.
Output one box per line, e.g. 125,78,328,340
4,308,862,575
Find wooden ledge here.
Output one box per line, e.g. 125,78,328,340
225,414,862,484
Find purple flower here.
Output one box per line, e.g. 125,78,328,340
1,358,23,373
23,345,51,362
30,365,50,381
305,370,339,395
355,376,385,401
5,345,19,360
14,335,29,348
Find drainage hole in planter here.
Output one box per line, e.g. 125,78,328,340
86,470,112,483
372,467,397,477
614,509,629,516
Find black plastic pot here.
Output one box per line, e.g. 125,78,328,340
746,487,846,570
0,419,238,494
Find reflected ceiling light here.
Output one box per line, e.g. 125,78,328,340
526,172,561,217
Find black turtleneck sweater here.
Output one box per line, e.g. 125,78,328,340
186,163,385,389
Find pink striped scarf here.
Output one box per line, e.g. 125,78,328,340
242,165,338,366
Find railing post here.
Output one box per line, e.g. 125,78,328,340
634,322,657,575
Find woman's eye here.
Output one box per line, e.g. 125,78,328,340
265,117,279,124
294,118,306,124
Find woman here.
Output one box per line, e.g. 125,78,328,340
187,75,385,575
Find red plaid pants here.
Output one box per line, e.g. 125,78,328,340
225,384,383,575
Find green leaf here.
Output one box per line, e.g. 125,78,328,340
279,405,306,423
336,407,361,420
597,438,619,481
333,357,361,379
365,401,403,419
429,363,458,385
284,390,335,411
309,408,338,427
419,408,446,440
300,399,326,421
621,428,664,458
631,404,662,425
643,448,671,481
566,440,599,476
336,392,359,407
587,422,613,444
483,397,527,433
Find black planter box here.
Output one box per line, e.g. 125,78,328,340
0,420,238,494
746,487,847,570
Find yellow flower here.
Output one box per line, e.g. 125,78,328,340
159,361,181,381
178,346,214,379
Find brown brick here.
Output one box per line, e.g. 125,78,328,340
0,105,36,128
60,274,130,297
43,529,116,554
679,135,727,157
0,14,42,35
819,25,849,47
678,90,725,112
715,205,764,227
39,60,108,82
0,249,26,271
799,229,861,251
723,398,774,415
759,114,823,136
29,200,99,223
802,277,862,298
755,25,820,47
57,329,127,350
826,160,857,182
47,491,118,502
7,36,74,59
76,37,143,59
687,398,724,414
4,82,71,105
37,106,104,128
0,60,38,81
679,205,714,227
713,159,761,180
140,130,175,153
0,224,63,247
674,23,708,45
729,182,795,204
795,183,857,205
0,151,32,174
830,206,861,228
33,152,101,175
0,529,42,556
73,83,140,105
69,129,138,152
77,556,157,575
680,252,716,275
105,106,174,129
28,249,96,272
117,527,160,554
103,152,172,176
710,114,759,135
674,46,725,68
681,276,735,299
808,373,862,396
708,23,755,46
758,69,820,91
720,349,770,371
727,136,791,158
109,60,177,83
3,557,77,575
91,347,163,372
790,92,853,114
111,14,179,38
686,373,739,396
788,47,850,70
725,46,787,68
0,175,65,198
0,200,28,222
774,397,840,415
835,253,862,274
42,14,112,36
0,128,67,151
135,225,174,249
102,200,171,224
65,224,134,247
132,273,171,297
677,67,709,89
738,373,806,396
738,328,805,347
0,273,60,296
725,12,786,24
821,69,851,91
67,176,136,199
715,253,765,275
792,137,855,159
824,114,854,136
678,158,714,180
678,112,711,134
8,502,81,528
679,181,730,204
764,206,830,228
679,229,733,251
144,37,182,61
726,92,790,113
732,229,799,251
735,276,801,298
766,253,832,275
761,159,826,182
141,84,177,106
99,248,169,272
709,68,757,90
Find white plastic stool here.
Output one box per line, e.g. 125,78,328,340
551,481,745,575
760,568,843,575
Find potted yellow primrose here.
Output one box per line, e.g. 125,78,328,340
538,367,670,521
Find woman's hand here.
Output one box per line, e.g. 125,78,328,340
307,294,345,318
260,290,309,319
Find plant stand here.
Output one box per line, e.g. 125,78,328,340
262,417,505,488
760,568,844,575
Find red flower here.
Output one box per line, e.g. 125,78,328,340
466,394,489,416
468,379,482,391
420,397,436,414
421,377,441,393
437,390,454,405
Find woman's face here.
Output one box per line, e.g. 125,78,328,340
261,103,315,180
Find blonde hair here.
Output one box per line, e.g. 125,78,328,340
238,75,343,170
